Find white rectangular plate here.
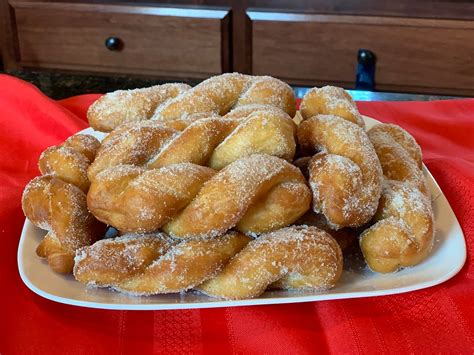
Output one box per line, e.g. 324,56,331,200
18,116,467,310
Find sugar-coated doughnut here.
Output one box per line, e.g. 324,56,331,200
87,154,311,237
297,115,383,228
360,124,434,273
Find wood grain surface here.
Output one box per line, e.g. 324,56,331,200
250,12,474,95
13,2,230,78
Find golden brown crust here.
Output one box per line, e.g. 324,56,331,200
297,115,383,228
295,211,358,251
151,73,296,125
73,233,175,286
24,134,104,273
74,232,252,295
360,181,434,273
368,124,427,195
87,154,311,236
163,154,311,238
62,134,101,162
87,83,191,132
198,226,343,299
22,176,104,273
360,123,434,273
88,105,297,180
299,86,364,128
74,226,342,299
87,164,216,233
369,124,422,169
39,134,100,192
87,121,177,181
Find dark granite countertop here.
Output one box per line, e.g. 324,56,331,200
5,70,461,102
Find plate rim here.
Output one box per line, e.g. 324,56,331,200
17,115,467,310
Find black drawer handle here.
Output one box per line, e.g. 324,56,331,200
105,37,122,51
356,49,376,90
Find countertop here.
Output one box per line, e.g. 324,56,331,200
5,70,461,101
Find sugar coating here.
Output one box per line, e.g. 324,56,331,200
90,103,296,179
300,86,365,128
39,146,89,183
369,123,433,241
299,114,383,228
22,175,53,230
89,162,215,231
368,124,427,195
152,73,295,122
74,232,249,296
198,226,343,299
88,83,191,131
22,172,102,270
74,232,173,285
360,123,435,272
73,226,342,299
164,154,308,238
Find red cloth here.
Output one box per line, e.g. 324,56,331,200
1,74,473,354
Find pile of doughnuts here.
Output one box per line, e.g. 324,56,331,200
22,73,434,300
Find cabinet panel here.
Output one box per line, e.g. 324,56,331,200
13,2,230,77
250,12,474,94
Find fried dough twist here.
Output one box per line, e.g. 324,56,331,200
74,226,342,299
74,231,250,295
22,134,105,273
198,226,343,299
22,176,104,273
87,105,296,180
151,73,296,127
87,154,312,236
297,114,383,228
87,83,191,132
360,124,434,273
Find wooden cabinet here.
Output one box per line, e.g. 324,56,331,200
250,12,474,95
11,2,230,78
2,0,474,95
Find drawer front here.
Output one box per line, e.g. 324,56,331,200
250,12,474,93
13,2,230,77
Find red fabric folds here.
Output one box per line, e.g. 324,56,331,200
1,74,473,354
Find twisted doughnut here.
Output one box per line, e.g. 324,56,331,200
87,105,296,180
22,176,104,273
297,114,383,228
74,226,342,299
74,232,251,295
360,124,434,273
151,73,296,126
87,83,191,132
299,86,364,127
87,154,311,236
23,134,104,273
39,134,101,192
198,226,343,299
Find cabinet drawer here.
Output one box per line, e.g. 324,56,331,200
250,12,474,94
12,2,230,77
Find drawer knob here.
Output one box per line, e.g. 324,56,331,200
356,49,376,90
105,37,122,51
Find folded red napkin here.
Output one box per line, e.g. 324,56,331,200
1,74,473,354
